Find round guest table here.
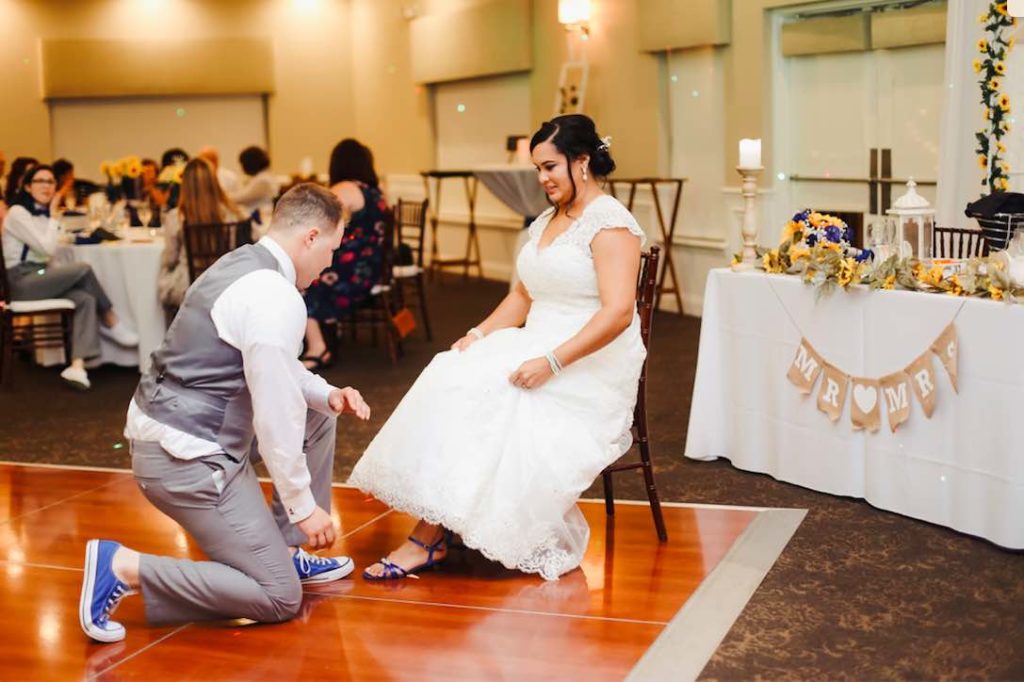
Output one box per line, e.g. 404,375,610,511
41,232,165,372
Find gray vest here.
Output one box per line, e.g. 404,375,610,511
133,243,281,460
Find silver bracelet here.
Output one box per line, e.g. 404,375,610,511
467,327,484,341
545,351,563,375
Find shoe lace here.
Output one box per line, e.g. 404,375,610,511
297,549,333,572
99,583,131,625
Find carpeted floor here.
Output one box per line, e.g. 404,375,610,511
1,274,1022,679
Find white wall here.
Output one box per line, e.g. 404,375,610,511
51,95,265,180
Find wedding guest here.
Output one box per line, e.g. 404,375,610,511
78,184,367,644
0,150,7,224
1,165,139,390
4,156,38,208
197,145,241,195
231,145,279,233
301,139,388,370
350,114,647,582
158,158,245,312
139,158,165,209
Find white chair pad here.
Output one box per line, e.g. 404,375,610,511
393,265,424,278
9,298,76,313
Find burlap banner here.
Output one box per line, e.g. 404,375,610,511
931,323,959,393
786,339,823,394
850,378,881,433
816,362,848,422
784,324,959,433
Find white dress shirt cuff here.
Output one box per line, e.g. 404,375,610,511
282,487,317,524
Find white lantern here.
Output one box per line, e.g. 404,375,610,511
886,179,935,259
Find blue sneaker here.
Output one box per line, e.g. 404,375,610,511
293,548,354,584
79,540,131,643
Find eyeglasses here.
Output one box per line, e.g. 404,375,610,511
30,179,56,186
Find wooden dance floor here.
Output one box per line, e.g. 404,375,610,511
0,463,760,680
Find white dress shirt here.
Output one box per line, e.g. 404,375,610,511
2,205,60,268
125,235,335,523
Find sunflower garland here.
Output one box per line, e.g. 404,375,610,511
974,2,1017,193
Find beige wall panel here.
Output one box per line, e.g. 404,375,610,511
781,15,870,57
638,0,731,52
41,39,274,99
871,3,947,50
410,0,532,84
530,0,663,178
0,0,354,176
349,0,435,177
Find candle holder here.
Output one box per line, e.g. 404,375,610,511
733,166,763,270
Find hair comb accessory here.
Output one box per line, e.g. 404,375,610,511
598,136,612,152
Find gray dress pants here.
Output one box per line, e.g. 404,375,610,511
131,409,337,625
7,262,112,360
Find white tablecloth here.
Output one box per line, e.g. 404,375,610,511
473,165,550,218
42,236,165,372
685,268,1024,549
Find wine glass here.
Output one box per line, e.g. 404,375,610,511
138,203,153,231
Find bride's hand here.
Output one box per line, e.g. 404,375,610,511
509,357,553,390
451,334,479,352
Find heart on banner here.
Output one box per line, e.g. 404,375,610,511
850,377,881,432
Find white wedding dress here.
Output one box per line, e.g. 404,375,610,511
348,194,647,580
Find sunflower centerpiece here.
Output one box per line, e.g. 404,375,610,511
754,209,873,293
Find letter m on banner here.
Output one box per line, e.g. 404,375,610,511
787,339,824,394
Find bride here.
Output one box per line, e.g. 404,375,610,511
349,114,647,581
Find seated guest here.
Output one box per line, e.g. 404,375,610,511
0,150,7,224
140,158,166,213
1,165,138,389
128,159,163,227
158,158,244,311
197,145,241,195
301,139,388,370
231,145,279,233
51,158,93,211
4,156,38,209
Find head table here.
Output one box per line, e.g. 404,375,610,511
685,268,1023,549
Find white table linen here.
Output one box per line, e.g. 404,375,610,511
473,164,550,218
41,235,165,371
685,268,1024,549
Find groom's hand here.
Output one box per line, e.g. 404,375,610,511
297,506,336,549
328,387,371,420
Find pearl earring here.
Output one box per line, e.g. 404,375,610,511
582,166,589,182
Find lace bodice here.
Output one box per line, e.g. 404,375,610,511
517,195,645,311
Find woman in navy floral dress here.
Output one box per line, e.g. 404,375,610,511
303,139,388,369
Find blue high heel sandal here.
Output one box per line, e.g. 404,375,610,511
363,533,448,581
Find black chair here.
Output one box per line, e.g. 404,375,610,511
182,219,253,282
601,245,668,542
932,226,989,259
0,239,75,387
339,211,403,364
392,199,432,340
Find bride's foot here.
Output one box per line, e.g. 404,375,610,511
363,527,448,580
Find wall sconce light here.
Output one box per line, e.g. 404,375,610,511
558,0,591,38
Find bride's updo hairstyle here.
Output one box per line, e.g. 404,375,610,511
529,114,616,211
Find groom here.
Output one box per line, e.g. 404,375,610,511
78,183,370,642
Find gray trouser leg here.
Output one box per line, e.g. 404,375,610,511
9,262,112,359
131,441,302,625
270,409,337,547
